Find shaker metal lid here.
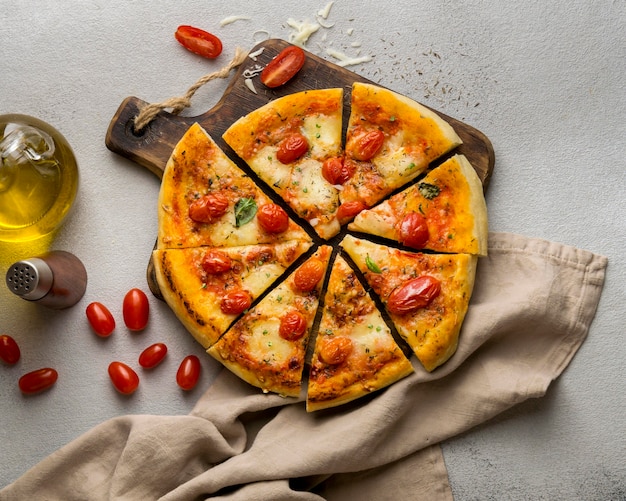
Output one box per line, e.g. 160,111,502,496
5,258,54,301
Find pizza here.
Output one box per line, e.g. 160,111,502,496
306,254,414,412
152,72,488,411
348,154,489,256
208,246,332,397
157,122,312,250
152,240,312,348
222,88,344,240
341,234,477,372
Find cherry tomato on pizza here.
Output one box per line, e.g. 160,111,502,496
257,203,290,233
336,200,367,224
398,212,430,249
123,288,150,331
279,310,308,341
322,157,354,185
176,355,201,390
0,334,20,365
260,45,306,88
276,133,309,164
175,25,223,59
220,289,252,315
108,361,139,395
347,128,385,161
319,337,353,365
86,302,116,337
18,368,58,395
387,275,441,315
293,258,325,292
188,193,230,223
201,250,233,274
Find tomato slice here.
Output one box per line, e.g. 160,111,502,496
175,25,223,59
260,45,306,88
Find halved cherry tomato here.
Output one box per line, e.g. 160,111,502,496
189,193,230,223
108,361,139,395
293,258,325,292
175,25,223,59
0,334,20,365
176,355,201,390
260,45,306,88
398,212,430,249
86,302,116,337
19,368,58,395
220,290,252,315
257,203,289,234
123,288,150,331
319,337,353,365
202,250,233,274
387,275,441,315
336,200,367,224
138,343,168,369
279,310,307,341
322,157,354,185
276,133,309,164
347,128,385,161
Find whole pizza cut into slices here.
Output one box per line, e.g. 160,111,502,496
348,154,488,256
341,234,477,372
157,122,311,250
152,240,312,348
306,255,414,412
337,82,463,222
208,246,332,397
222,88,344,240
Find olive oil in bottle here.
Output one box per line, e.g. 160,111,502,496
0,114,78,242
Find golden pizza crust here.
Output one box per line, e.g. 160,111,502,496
306,255,414,412
208,246,333,397
157,123,311,249
341,235,477,372
153,240,312,348
349,154,488,256
223,89,344,240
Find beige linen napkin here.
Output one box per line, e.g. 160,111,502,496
0,232,607,501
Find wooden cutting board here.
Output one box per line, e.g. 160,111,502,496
105,38,495,298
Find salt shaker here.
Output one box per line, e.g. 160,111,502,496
5,250,87,309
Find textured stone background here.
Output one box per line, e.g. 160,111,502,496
1,1,624,498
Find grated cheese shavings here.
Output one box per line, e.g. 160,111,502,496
244,78,258,94
325,48,372,67
317,1,334,19
286,18,321,46
220,15,251,26
248,47,265,61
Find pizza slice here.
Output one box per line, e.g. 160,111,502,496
157,122,311,249
152,240,312,348
337,82,462,222
222,88,344,240
341,235,477,372
348,154,488,256
306,255,414,412
208,246,333,397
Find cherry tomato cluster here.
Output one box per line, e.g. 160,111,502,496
2,287,202,398
85,288,201,395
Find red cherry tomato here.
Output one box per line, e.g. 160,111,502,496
175,25,223,59
85,302,116,337
279,310,308,341
257,203,290,234
0,334,21,365
319,337,353,365
189,193,230,223
201,250,233,274
108,361,139,395
322,157,354,185
276,133,309,164
260,45,306,88
398,212,430,249
138,343,168,369
347,128,385,161
123,288,150,331
176,355,201,390
387,275,441,315
336,200,367,224
18,368,58,394
220,289,252,315
293,258,325,292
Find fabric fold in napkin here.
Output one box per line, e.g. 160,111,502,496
0,232,608,501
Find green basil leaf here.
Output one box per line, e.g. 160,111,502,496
418,182,440,200
366,255,382,273
234,198,257,227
